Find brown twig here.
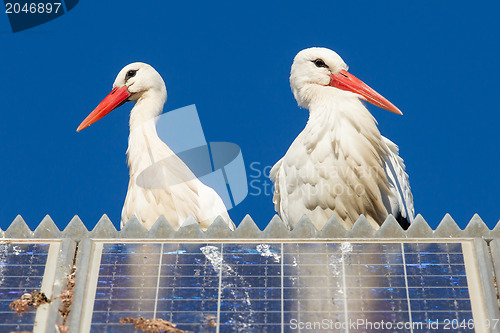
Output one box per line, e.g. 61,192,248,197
120,317,190,333
9,290,51,315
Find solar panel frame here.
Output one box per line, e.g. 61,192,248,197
486,238,500,329
490,239,500,282
74,238,498,333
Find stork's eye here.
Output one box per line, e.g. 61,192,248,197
312,59,328,68
126,70,137,80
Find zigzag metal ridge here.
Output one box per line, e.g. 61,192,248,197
1,213,499,239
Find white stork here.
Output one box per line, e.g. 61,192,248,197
77,63,234,231
271,48,414,231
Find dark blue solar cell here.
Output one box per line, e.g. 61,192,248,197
0,311,37,324
102,243,162,254
0,277,44,290
96,275,158,288
93,299,156,312
283,286,344,300
283,242,326,253
285,253,331,265
91,310,155,324
160,275,219,288
282,275,341,288
409,287,470,299
407,275,468,287
0,265,46,277
227,264,281,276
347,242,402,253
170,253,217,265
0,253,48,265
347,287,409,299
160,263,219,276
99,253,161,265
0,243,50,255
411,310,474,323
348,276,407,288
165,300,217,313
95,287,158,300
235,287,281,300
410,299,472,311
99,263,160,276
353,252,404,264
177,243,221,254
405,264,466,276
297,299,344,312
347,298,409,311
223,253,280,265
219,310,282,323
166,311,216,325
405,253,465,265
224,243,280,254
283,299,342,312
157,299,218,312
160,287,219,300
350,311,411,323
404,242,463,253
0,324,36,332
223,323,282,333
348,263,406,276
89,324,138,333
221,299,282,313
222,275,281,288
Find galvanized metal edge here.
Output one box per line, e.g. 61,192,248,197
2,214,498,239
473,238,500,333
45,239,77,331
68,238,92,333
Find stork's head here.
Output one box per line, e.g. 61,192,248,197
290,47,401,114
77,62,167,132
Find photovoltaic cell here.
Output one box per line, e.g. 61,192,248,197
84,241,478,333
0,242,52,332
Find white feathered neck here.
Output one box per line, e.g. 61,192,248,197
126,89,171,177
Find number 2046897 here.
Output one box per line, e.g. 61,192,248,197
5,2,62,14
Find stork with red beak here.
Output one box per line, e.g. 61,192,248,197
271,48,414,231
77,62,234,231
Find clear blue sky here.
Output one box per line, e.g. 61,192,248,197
1,1,499,231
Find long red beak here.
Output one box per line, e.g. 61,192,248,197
329,69,402,115
77,86,131,132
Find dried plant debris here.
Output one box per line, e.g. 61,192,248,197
206,315,217,328
9,290,51,314
56,323,69,333
120,317,190,333
56,264,77,333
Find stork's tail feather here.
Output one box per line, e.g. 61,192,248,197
395,213,411,230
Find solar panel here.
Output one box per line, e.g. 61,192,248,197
0,241,62,332
78,240,488,333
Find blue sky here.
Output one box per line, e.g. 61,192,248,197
1,1,499,231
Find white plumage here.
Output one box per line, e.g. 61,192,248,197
78,63,234,231
271,48,414,231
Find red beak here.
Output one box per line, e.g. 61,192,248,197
77,86,131,132
329,69,402,115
